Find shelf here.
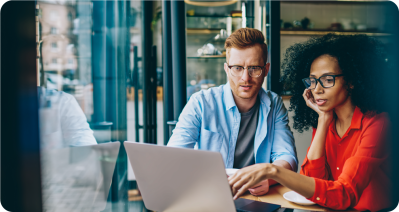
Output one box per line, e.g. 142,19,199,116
186,16,254,32
280,30,392,36
281,0,392,4
281,95,292,100
187,29,224,34
187,15,254,18
187,55,226,59
185,0,237,7
130,27,140,34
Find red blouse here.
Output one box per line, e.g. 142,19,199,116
300,107,394,211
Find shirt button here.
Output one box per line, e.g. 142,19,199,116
337,167,340,170
316,197,320,201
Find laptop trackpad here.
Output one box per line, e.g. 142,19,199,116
234,198,280,212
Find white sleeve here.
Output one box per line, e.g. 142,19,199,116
59,92,97,147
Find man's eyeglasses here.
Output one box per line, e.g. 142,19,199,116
226,63,264,78
302,74,344,89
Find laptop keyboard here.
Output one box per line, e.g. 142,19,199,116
234,198,281,212
236,209,251,212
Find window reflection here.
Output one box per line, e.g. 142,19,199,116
37,0,133,210
41,142,120,211
38,0,95,148
38,87,97,149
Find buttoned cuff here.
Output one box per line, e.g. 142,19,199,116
274,154,298,172
308,178,327,205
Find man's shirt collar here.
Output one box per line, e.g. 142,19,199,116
224,82,237,111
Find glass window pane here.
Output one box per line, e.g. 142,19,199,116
37,0,150,211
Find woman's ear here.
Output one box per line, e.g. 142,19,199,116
347,84,355,96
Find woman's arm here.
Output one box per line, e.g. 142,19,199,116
306,117,329,160
248,160,293,196
302,89,332,160
300,143,331,180
229,163,315,200
299,89,332,180
298,89,332,180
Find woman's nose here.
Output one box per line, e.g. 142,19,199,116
314,81,324,93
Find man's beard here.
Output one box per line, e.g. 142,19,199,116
233,84,260,99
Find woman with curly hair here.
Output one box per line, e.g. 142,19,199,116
228,34,394,211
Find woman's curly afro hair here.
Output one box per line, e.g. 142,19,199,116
281,33,390,133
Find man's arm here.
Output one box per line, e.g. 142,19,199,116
167,95,202,148
270,96,298,171
60,92,97,147
248,96,297,196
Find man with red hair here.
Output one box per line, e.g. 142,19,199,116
168,28,297,196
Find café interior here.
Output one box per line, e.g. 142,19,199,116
1,0,399,211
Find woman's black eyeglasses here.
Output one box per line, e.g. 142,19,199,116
302,74,344,89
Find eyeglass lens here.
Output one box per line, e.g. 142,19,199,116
304,76,335,89
230,66,262,77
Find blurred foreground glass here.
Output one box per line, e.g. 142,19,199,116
38,87,98,149
37,0,136,211
41,142,120,211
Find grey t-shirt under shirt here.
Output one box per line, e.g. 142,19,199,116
233,97,260,169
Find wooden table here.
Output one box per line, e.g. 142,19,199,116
241,185,357,212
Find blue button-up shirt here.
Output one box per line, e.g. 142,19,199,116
167,83,298,171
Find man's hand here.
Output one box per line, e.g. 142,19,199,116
248,180,269,196
228,163,271,199
229,161,292,199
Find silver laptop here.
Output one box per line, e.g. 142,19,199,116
124,141,280,212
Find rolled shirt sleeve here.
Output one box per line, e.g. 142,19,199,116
270,96,298,172
300,156,330,180
271,153,298,172
300,128,331,180
167,93,202,148
60,92,97,147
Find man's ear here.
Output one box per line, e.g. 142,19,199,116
224,62,229,76
264,63,270,77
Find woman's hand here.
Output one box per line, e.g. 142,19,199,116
302,89,333,125
303,89,332,160
228,163,275,200
302,88,321,113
